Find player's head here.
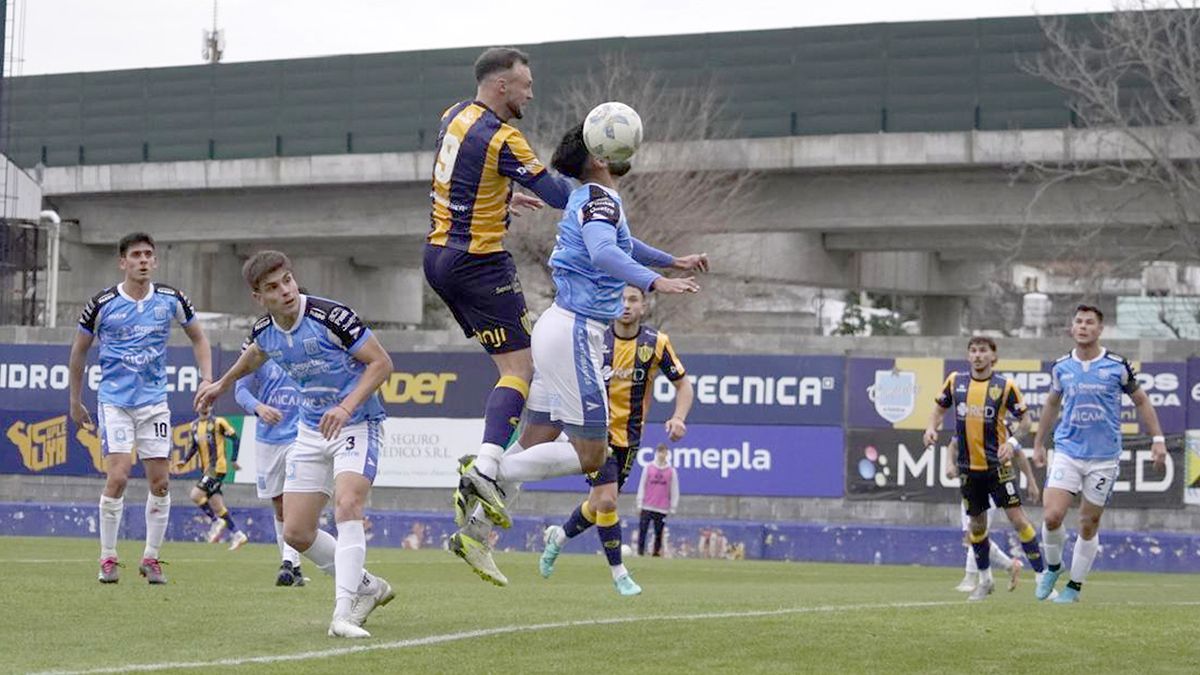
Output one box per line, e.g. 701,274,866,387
617,285,647,329
474,47,533,121
1071,304,1104,346
117,232,157,282
966,336,997,374
551,122,631,182
242,250,300,315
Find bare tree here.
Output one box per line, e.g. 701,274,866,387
1008,3,1200,327
506,53,759,331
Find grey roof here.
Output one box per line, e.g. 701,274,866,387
2,14,1087,168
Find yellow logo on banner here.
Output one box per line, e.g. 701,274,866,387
380,372,458,404
7,416,69,472
76,426,105,473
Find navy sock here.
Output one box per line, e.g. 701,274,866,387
598,523,623,567
218,508,239,533
199,502,216,520
562,502,595,539
970,534,990,571
482,377,527,447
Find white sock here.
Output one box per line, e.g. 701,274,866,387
335,520,367,618
1070,534,1100,584
1043,523,1066,567
474,443,504,479
980,566,994,583
990,540,1013,571
99,495,124,560
552,526,568,547
610,563,628,581
301,528,338,577
964,543,977,574
143,493,170,560
275,518,301,566
497,441,582,482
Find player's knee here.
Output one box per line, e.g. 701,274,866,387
333,494,365,522
579,454,605,474
592,496,618,513
1043,512,1065,530
148,477,169,496
283,526,315,552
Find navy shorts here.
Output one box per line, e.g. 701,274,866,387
960,465,1021,517
196,474,225,498
586,446,637,491
423,244,532,354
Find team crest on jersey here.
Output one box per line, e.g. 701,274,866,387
872,370,917,423
989,385,1003,400
153,305,168,321
303,338,321,356
637,344,655,364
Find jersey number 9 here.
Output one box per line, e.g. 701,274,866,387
434,134,462,185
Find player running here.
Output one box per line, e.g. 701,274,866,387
236,358,306,585
1032,304,1167,603
423,47,576,534
68,232,213,585
176,410,248,551
923,336,1046,601
195,251,395,638
449,121,708,585
539,284,693,595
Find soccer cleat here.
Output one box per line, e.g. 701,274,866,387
540,525,564,579
206,518,227,544
350,576,395,627
1053,586,1081,604
138,558,167,584
1035,568,1062,601
967,576,994,601
294,565,307,586
228,530,249,551
98,557,121,584
614,573,642,596
1007,558,1024,592
452,454,476,527
456,465,510,529
449,531,508,587
954,572,978,592
328,616,370,639
276,561,298,586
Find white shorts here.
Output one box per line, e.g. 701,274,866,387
284,420,382,496
255,441,292,499
1046,451,1120,507
526,304,609,436
97,402,171,460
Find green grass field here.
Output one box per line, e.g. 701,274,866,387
3,536,1198,674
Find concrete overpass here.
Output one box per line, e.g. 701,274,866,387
34,126,1192,332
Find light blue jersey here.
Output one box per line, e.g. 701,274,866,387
78,282,196,408
1050,349,1139,461
245,294,385,429
234,359,300,445
550,183,662,321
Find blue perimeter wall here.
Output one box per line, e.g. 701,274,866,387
2,502,1198,574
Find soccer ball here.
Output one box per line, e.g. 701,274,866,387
583,101,643,163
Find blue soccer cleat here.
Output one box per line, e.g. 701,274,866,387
1035,569,1061,601
1053,585,1081,604
540,525,564,579
614,573,642,596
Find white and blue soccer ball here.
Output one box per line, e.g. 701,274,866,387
583,101,644,163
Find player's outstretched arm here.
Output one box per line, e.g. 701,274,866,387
630,237,709,274
1130,388,1168,469
67,330,95,428
196,344,267,413
183,321,214,383
581,222,700,294
1032,390,1061,467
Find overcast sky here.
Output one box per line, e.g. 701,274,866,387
13,0,1114,76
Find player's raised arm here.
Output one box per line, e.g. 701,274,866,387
196,343,267,413
581,222,699,295
500,130,573,209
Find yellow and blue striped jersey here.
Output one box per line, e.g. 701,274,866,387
605,326,686,449
183,416,238,477
427,101,571,254
936,372,1026,471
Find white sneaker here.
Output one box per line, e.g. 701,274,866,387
328,616,370,639
206,518,226,544
349,576,395,627
228,530,248,551
954,573,978,592
967,577,995,601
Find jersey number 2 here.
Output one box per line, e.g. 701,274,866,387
433,134,462,185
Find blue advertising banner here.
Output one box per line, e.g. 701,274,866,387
525,424,845,498
646,355,843,426
0,343,225,414
0,409,241,478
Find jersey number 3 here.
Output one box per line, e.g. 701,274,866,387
433,134,462,185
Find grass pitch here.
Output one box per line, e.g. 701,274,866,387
3,536,1198,674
